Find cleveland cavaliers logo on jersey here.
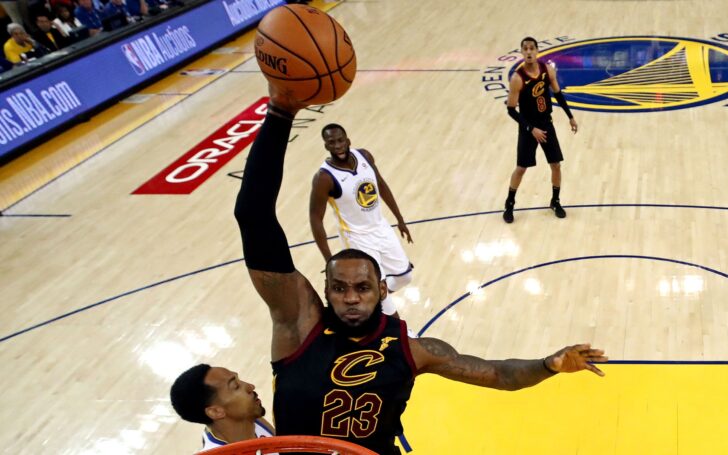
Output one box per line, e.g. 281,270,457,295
528,36,728,113
330,350,385,387
355,181,378,209
532,81,546,98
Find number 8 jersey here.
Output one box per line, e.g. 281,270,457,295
517,60,553,127
272,315,416,455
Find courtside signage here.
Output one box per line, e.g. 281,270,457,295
133,97,268,194
0,0,284,160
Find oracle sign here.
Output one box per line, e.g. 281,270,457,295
133,97,268,194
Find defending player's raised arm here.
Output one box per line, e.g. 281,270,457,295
547,65,578,133
234,86,323,361
309,170,334,261
359,149,413,243
410,337,607,391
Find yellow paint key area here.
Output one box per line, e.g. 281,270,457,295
401,365,728,454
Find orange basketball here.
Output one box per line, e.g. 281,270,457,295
254,4,356,105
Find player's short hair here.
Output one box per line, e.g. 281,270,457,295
170,364,215,425
321,123,347,139
327,248,382,282
521,37,538,49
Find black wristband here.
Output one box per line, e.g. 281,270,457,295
553,91,573,119
267,103,295,120
543,357,558,375
507,106,532,131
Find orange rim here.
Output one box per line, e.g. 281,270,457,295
202,435,378,455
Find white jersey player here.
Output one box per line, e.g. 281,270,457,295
169,365,276,454
200,419,274,452
310,123,414,315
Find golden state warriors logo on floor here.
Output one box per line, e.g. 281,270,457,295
356,181,378,209
530,36,728,112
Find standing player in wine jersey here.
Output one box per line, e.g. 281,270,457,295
233,84,607,455
310,124,413,316
503,36,578,223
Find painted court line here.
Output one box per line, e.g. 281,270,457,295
3,203,727,345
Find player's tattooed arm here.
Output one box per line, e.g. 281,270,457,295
410,337,607,391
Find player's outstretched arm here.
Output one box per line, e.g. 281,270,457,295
309,171,334,261
410,337,607,391
359,149,412,243
234,86,324,361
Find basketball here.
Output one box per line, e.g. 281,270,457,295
254,4,356,105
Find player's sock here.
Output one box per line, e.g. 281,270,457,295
552,186,560,201
507,187,517,204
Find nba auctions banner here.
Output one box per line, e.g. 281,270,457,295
133,97,268,194
0,0,284,160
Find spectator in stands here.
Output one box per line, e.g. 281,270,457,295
32,13,68,51
49,0,75,11
127,0,169,18
102,0,132,30
54,4,81,34
53,4,89,43
125,0,147,19
4,23,45,63
74,0,102,36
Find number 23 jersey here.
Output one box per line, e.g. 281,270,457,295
272,315,416,455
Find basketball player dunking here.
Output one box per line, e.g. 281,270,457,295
234,84,607,455
310,124,413,317
503,36,578,224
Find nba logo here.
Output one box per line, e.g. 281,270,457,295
121,43,146,76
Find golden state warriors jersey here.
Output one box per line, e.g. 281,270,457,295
320,149,389,234
272,316,417,455
200,420,274,452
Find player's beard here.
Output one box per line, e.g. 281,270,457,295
323,301,384,338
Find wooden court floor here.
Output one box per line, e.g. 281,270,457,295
1,0,727,453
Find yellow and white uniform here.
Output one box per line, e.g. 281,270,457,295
199,419,274,452
320,148,411,278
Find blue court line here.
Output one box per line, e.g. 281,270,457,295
405,202,728,227
2,204,727,343
0,214,72,218
417,254,728,337
0,258,242,343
